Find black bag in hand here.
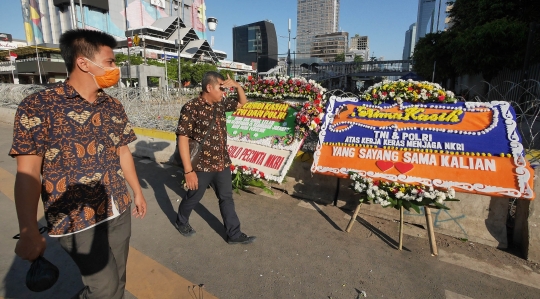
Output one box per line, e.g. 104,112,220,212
26,256,59,292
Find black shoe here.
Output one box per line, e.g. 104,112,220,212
227,233,256,244
175,222,196,237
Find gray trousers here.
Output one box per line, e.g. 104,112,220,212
58,209,131,299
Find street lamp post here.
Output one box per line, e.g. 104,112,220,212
287,19,291,77
431,39,436,82
175,5,182,88
163,47,168,92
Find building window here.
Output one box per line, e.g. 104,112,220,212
247,26,261,53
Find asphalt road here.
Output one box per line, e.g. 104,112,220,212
0,122,539,299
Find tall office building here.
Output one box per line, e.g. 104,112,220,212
415,0,447,43
232,21,278,73
350,34,369,62
350,35,368,51
311,31,348,62
20,0,206,45
402,23,416,60
296,0,339,58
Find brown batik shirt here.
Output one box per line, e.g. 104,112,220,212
176,95,239,172
9,81,137,236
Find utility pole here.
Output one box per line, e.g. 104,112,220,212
124,0,131,85
287,18,291,77
163,47,168,92
79,0,85,28
142,29,147,65
176,5,182,88
69,0,77,28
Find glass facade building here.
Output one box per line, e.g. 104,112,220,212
296,0,339,58
232,21,278,73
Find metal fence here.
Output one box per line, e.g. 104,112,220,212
2,81,539,158
0,84,202,132
455,80,540,157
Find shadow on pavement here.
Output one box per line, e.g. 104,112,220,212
132,141,228,241
347,211,409,251
308,201,343,232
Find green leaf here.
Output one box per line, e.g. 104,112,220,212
262,187,274,195
420,198,433,206
409,202,421,214
444,198,460,202
433,202,450,210
402,200,412,212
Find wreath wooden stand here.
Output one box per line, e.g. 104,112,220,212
345,202,438,256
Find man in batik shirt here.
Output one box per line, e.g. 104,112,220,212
10,29,146,298
175,71,256,244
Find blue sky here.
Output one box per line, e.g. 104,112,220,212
0,0,418,60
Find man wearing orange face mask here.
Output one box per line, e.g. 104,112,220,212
9,29,146,298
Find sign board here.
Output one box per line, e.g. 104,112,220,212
0,33,12,42
0,65,16,72
311,97,535,199
133,34,140,46
0,41,17,50
226,101,304,183
127,37,132,47
150,0,165,8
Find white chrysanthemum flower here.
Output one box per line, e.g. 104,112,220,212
436,192,446,202
395,191,404,199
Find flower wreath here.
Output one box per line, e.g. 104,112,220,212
230,164,273,195
349,171,458,212
361,79,458,105
349,80,460,211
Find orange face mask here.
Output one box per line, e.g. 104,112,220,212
85,58,120,89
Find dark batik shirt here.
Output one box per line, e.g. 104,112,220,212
176,95,238,172
9,81,137,236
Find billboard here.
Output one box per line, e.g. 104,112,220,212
226,101,304,183
0,33,12,42
311,97,535,199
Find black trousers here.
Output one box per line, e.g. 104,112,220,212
58,209,131,299
176,168,242,239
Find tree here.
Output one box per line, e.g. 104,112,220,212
353,54,363,64
413,0,540,82
219,69,235,80
190,63,218,84
412,32,456,84
335,53,345,62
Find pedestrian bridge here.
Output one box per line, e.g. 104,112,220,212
299,60,413,81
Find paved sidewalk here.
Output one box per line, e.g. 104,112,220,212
0,122,539,299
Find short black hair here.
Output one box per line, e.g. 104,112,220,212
201,71,224,92
59,29,117,73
